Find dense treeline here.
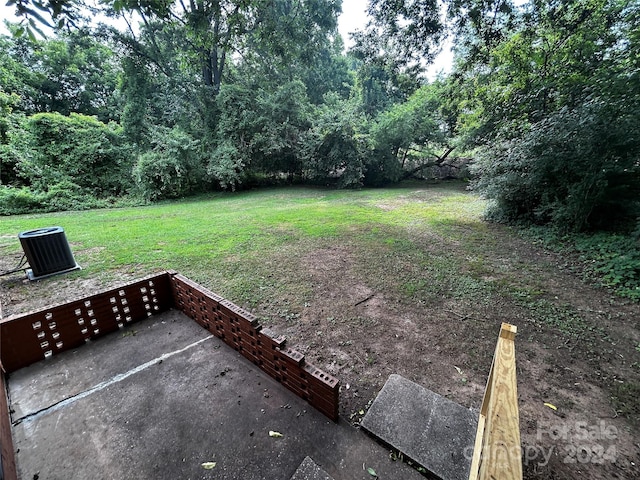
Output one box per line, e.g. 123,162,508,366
1,0,639,237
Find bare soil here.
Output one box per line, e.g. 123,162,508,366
1,225,639,479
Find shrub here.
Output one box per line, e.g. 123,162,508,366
474,99,640,232
303,94,365,188
132,126,207,201
0,185,46,215
17,112,133,197
207,142,246,190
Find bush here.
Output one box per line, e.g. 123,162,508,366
132,126,207,201
474,99,640,232
0,185,46,215
207,142,247,190
0,183,127,215
303,94,365,188
17,112,133,197
43,181,112,211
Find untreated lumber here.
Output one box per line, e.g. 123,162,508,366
0,367,18,480
469,323,522,480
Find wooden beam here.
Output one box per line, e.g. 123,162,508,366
0,369,18,480
470,323,522,480
468,412,486,480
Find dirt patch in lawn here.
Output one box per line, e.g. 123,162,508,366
257,230,640,480
1,225,639,480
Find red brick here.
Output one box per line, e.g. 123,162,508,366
281,376,310,398
303,364,339,389
258,328,286,350
277,347,305,367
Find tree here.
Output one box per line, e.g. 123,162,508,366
365,0,444,64
209,80,313,188
303,93,365,188
473,96,640,231
301,36,353,105
112,0,341,94
349,32,423,117
0,30,121,121
469,0,640,231
0,89,23,185
120,54,151,146
365,83,449,185
5,0,83,36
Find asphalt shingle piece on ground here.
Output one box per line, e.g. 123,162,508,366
290,456,335,480
360,373,478,480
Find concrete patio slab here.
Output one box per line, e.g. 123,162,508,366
289,456,334,480
7,311,424,480
360,374,478,480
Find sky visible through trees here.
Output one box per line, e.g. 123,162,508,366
0,0,452,78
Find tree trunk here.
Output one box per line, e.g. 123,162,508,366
402,146,455,179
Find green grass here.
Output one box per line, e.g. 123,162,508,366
3,181,637,431
1,183,487,306
3,182,635,313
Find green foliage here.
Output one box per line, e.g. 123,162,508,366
350,54,421,118
474,98,640,231
304,93,365,188
468,0,640,232
523,227,640,302
0,35,47,110
303,37,353,105
211,81,313,188
0,181,120,214
364,84,449,186
207,142,246,190
0,30,121,121
0,89,20,142
573,234,640,301
18,112,133,197
0,185,46,214
5,0,81,35
43,180,108,211
208,83,259,189
132,126,207,201
366,0,444,64
120,55,150,147
250,80,312,178
0,89,23,185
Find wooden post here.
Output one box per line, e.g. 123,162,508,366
469,323,522,480
0,367,18,480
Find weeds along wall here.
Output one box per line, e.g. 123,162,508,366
0,270,339,434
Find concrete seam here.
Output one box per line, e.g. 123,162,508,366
12,335,213,426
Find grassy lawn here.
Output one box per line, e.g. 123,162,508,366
0,182,486,308
2,181,639,480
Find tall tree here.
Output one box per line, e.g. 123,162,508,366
0,29,121,121
349,31,423,117
113,0,341,93
365,0,444,64
467,0,640,230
